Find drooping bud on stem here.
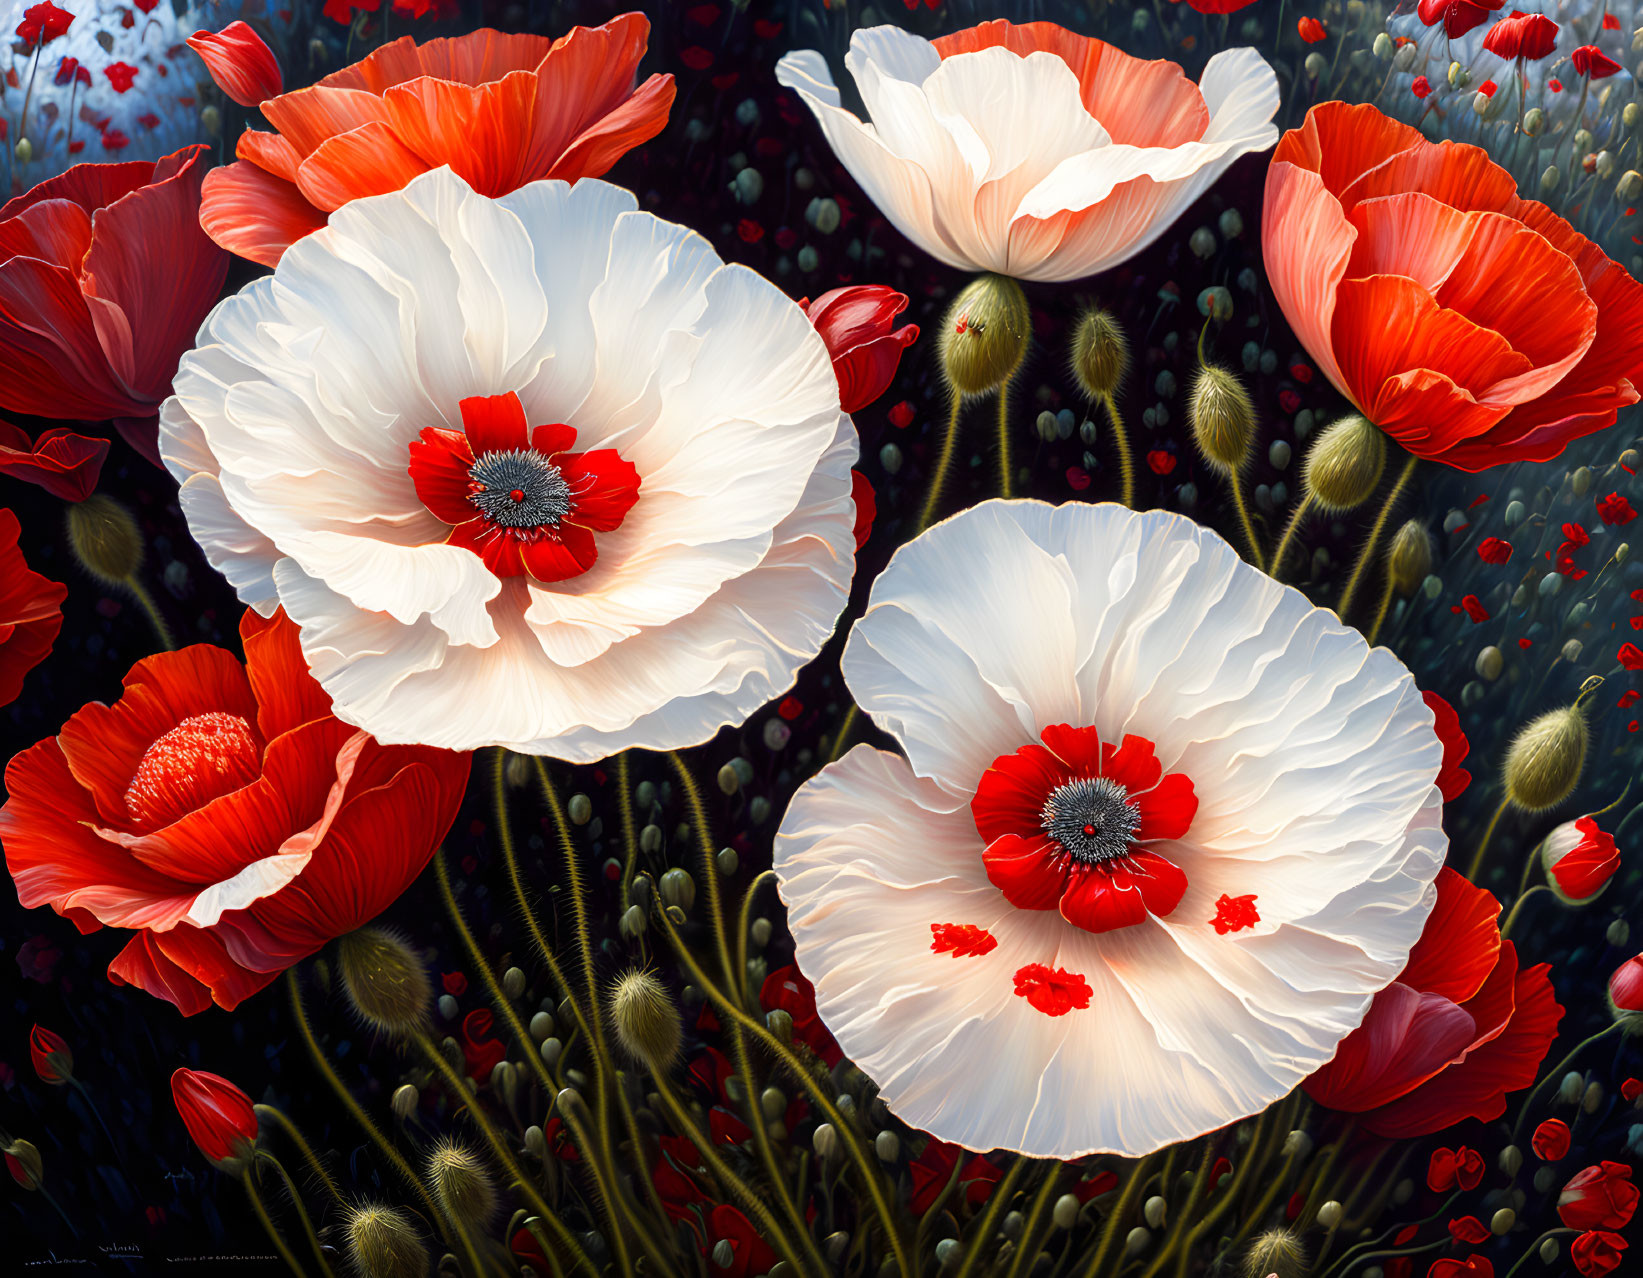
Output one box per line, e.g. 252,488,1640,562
344,1204,428,1278
66,494,143,584
426,1140,498,1226
1242,1229,1308,1278
1189,366,1257,474
172,1068,259,1176
939,274,1029,397
4,1139,43,1191
1070,308,1129,401
608,969,683,1072
1387,520,1433,596
1302,414,1386,512
1504,702,1588,812
337,928,432,1041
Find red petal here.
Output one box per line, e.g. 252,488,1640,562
550,71,677,183
459,392,530,454
559,448,640,532
980,833,1067,910
1100,733,1165,792
199,159,328,269
293,120,430,211
240,608,331,741
1135,771,1197,841
530,421,578,455
1397,867,1502,1003
407,426,478,525
0,424,109,501
106,932,215,1015
1037,722,1107,775
972,743,1066,844
519,521,599,582
1058,863,1150,932
446,517,526,577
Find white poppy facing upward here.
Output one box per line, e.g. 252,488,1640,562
775,21,1280,283
161,168,857,760
775,500,1448,1159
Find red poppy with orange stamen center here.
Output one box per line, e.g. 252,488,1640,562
407,391,640,583
972,724,1197,933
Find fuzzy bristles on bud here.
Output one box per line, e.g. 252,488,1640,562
344,1204,427,1278
1070,309,1129,401
1387,520,1433,597
66,494,143,584
608,970,683,1072
939,274,1030,397
1189,366,1256,474
1302,415,1387,512
1504,705,1588,812
1242,1229,1308,1278
336,929,432,1041
426,1141,497,1226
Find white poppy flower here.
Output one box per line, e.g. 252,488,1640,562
775,21,1281,282
161,168,856,760
775,500,1447,1158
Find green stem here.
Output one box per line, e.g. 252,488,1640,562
1502,1229,1578,1278
1079,1153,1154,1278
997,375,1015,499
916,387,966,535
1270,490,1316,581
123,575,174,650
826,704,861,764
953,1160,1029,1278
1464,797,1513,882
1101,390,1135,509
1229,477,1266,571
1366,570,1396,646
1511,1023,1625,1146
243,1167,306,1278
255,1151,335,1278
1500,885,1550,940
1337,454,1418,618
254,1105,345,1207
1002,1166,1062,1278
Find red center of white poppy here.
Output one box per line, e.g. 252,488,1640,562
970,725,1198,934
124,711,260,828
407,391,640,584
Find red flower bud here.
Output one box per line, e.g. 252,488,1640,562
1571,1230,1628,1277
1559,1162,1640,1231
187,21,283,109
171,1068,258,1173
1610,954,1643,1012
1571,45,1623,79
801,286,919,414
1532,1118,1572,1161
28,1025,72,1085
1298,16,1328,43
1428,1145,1486,1192
1542,815,1620,903
850,469,875,551
1482,12,1560,60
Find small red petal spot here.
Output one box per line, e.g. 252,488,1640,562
1210,893,1260,935
930,923,999,958
1012,963,1093,1017
954,313,968,335
509,489,525,503
1082,823,1096,838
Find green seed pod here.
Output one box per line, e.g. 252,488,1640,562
940,274,1030,397
1070,308,1129,401
426,1141,497,1227
1504,704,1588,812
336,928,432,1041
344,1205,428,1278
1387,521,1433,596
67,494,143,584
608,970,682,1072
1302,415,1387,512
1189,365,1257,474
1242,1229,1308,1278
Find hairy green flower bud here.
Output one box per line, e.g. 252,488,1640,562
1387,521,1433,596
426,1141,498,1226
608,970,682,1072
1504,704,1588,812
344,1205,427,1278
1189,366,1257,474
336,928,432,1041
1070,308,1129,400
67,494,143,584
941,274,1030,397
1303,415,1387,512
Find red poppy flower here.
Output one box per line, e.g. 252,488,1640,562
1597,492,1636,524
704,1205,778,1278
187,21,283,109
1542,815,1620,902
103,62,139,93
1572,46,1623,79
1560,1162,1639,1230
1428,1145,1485,1192
1571,1230,1629,1277
1429,1258,1493,1278
1613,954,1643,1011
1476,536,1513,564
973,725,1197,934
1187,0,1258,11
0,609,470,1015
800,286,919,415
909,1140,1004,1214
1412,75,1434,98
1298,17,1328,43
1481,12,1558,60
1619,643,1643,671
1416,0,1504,38
460,1008,506,1082
850,469,876,550
199,17,675,268
1533,1117,1572,1161
1303,867,1563,1136
28,1024,72,1084
759,964,843,1067
1424,692,1472,802
0,147,227,451
14,2,73,46
1265,102,1643,470
1448,1216,1491,1245
171,1068,257,1170
407,392,640,583
0,510,66,709
0,422,107,501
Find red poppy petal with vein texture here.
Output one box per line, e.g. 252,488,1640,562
558,448,641,532
981,832,1067,910
520,522,599,582
459,392,530,453
199,160,329,269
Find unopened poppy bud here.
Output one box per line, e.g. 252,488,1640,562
1242,1229,1307,1278
1387,521,1433,596
391,1084,419,1121
814,1123,840,1161
1303,415,1386,512
172,1068,258,1176
1524,107,1546,136
67,493,143,583
426,1141,497,1226
1627,103,1642,128
1189,366,1256,474
1619,170,1643,202
1372,32,1393,58
1503,704,1587,812
1316,1201,1343,1229
345,1205,428,1278
659,866,695,911
186,21,283,108
766,1008,794,1042
1070,308,1129,400
1608,953,1643,1031
1541,165,1561,194
28,1025,72,1085
608,970,682,1072
940,275,1029,397
337,928,432,1041
1540,816,1620,904
4,1139,43,1191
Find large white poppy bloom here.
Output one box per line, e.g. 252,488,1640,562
775,21,1281,283
775,501,1447,1158
161,168,856,760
